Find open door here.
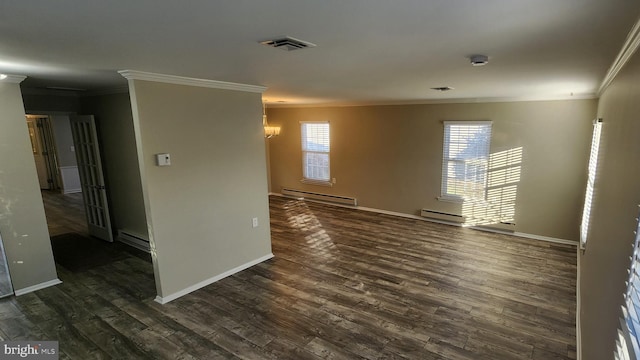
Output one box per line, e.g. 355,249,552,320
70,115,114,242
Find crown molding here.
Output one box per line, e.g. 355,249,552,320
598,15,640,96
118,70,266,93
267,93,597,108
0,74,27,84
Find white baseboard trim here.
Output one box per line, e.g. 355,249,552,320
14,278,62,296
512,232,577,246
269,192,578,246
154,253,274,304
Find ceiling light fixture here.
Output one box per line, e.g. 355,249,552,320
0,74,7,80
262,101,281,139
470,55,489,66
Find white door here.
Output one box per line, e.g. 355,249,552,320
70,115,113,242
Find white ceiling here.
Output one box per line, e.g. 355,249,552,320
1,1,639,105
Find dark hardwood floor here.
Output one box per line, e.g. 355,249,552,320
0,193,577,359
41,190,88,237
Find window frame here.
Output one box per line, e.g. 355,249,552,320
300,121,331,186
439,121,493,203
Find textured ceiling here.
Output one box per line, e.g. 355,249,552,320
1,0,639,105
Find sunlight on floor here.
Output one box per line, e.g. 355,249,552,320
283,199,338,257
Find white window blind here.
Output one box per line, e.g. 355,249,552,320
615,206,640,359
580,119,603,249
441,121,492,200
301,122,330,182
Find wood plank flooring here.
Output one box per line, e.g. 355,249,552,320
41,190,88,237
0,193,577,359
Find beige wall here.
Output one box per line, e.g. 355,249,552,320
0,80,58,291
268,99,596,241
128,80,272,299
81,93,147,238
579,48,640,358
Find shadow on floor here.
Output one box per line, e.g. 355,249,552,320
51,233,151,272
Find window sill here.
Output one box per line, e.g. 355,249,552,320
300,179,333,187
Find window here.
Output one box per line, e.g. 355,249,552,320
615,208,640,359
580,119,603,249
441,121,492,201
301,122,330,184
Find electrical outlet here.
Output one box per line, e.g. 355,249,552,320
332,178,337,184
252,217,259,228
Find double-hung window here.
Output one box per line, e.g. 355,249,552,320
580,118,603,249
301,121,330,184
441,121,492,201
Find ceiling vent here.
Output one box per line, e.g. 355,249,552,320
259,36,316,51
431,86,454,91
470,55,489,66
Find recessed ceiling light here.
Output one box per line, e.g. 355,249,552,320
0,74,7,80
470,55,489,66
431,86,454,91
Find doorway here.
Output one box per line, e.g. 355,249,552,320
27,114,114,242
26,115,61,191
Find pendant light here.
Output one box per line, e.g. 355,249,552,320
263,101,280,138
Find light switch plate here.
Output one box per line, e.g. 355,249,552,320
156,153,171,166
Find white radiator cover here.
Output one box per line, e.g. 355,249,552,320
476,222,516,232
118,230,150,253
281,188,357,206
420,209,466,223
421,209,516,231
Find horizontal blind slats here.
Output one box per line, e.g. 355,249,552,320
616,206,640,359
301,122,330,182
441,122,492,200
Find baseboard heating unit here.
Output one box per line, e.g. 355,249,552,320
118,230,151,253
281,188,357,206
420,209,466,224
476,222,516,232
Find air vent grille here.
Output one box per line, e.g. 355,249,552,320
260,36,316,51
431,86,454,92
